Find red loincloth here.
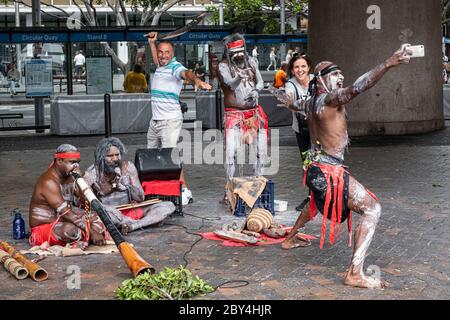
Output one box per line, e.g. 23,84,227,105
29,223,67,246
304,162,379,249
224,105,269,144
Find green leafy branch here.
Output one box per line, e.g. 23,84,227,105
116,266,214,300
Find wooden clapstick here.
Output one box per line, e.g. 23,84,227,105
213,230,258,245
115,199,161,211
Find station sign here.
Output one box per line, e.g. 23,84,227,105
126,32,149,42
25,58,54,97
12,33,68,43
246,36,307,44
4,29,306,45
85,56,113,94
285,37,307,43
0,32,9,43
177,31,229,42
70,32,124,42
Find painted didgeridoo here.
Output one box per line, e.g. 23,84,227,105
71,172,155,277
0,248,29,280
0,240,48,281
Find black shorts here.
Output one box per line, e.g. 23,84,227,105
305,164,351,223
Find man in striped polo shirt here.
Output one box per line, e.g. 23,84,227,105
146,32,211,204
146,32,211,148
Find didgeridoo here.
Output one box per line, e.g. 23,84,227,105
71,172,155,277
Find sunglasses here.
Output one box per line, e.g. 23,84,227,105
292,52,307,58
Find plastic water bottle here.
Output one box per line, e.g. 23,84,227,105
12,208,25,240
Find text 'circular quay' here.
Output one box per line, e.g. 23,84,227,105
0,0,448,313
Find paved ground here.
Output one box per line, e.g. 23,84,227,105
0,124,449,300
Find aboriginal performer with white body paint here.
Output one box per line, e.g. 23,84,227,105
29,144,107,249
83,137,175,235
277,45,413,289
218,33,268,183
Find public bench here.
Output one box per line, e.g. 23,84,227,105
0,113,24,127
0,81,21,89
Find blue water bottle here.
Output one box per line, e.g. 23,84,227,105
12,208,25,240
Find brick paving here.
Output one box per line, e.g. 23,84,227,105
0,126,449,300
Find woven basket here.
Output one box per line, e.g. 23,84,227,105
246,208,273,233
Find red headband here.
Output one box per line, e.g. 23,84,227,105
227,39,244,49
54,152,80,159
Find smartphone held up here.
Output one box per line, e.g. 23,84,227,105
402,44,425,58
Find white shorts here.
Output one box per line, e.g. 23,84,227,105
147,117,183,149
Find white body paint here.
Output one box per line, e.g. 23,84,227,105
225,127,267,180
350,180,381,270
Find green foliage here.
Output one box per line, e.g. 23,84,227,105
91,0,165,13
302,142,325,170
116,266,214,300
128,0,165,12
262,16,295,34
208,0,307,34
444,0,450,27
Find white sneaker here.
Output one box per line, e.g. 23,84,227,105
182,187,193,206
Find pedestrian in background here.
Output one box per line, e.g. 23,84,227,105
7,63,20,97
123,64,148,93
285,49,293,64
273,61,288,88
193,62,206,82
267,47,277,71
73,50,85,82
252,46,259,66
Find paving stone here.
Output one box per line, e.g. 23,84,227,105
1,127,450,299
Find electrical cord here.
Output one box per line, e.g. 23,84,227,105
164,222,204,268
182,212,222,230
212,280,250,291
164,213,250,291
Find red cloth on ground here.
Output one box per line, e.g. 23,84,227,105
142,180,181,196
201,228,316,247
29,223,67,246
119,207,144,220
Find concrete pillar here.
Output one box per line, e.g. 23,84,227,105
309,0,443,135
